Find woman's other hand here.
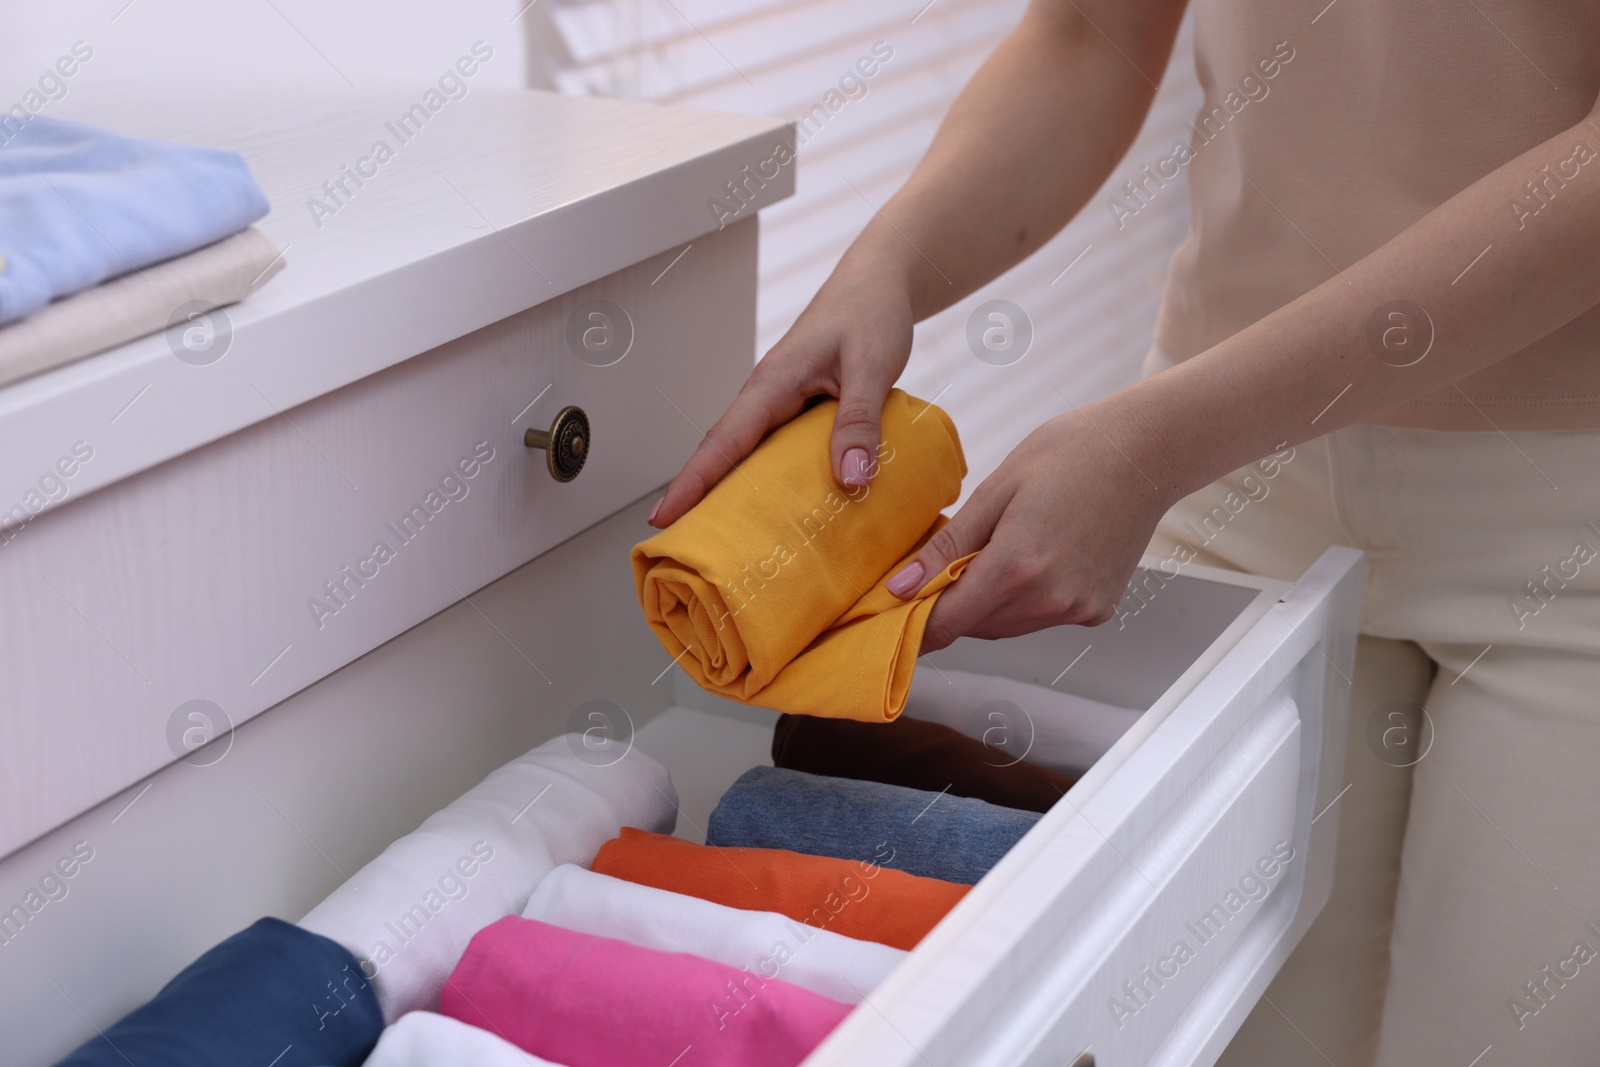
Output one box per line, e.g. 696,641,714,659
886,403,1178,652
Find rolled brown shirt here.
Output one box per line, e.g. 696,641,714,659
771,712,1076,814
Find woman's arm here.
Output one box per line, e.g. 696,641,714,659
851,0,1189,321
1135,107,1600,497
649,0,1190,526
903,98,1600,649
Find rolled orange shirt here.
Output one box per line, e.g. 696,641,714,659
631,389,972,722
590,827,969,952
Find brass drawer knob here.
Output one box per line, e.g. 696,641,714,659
525,404,590,483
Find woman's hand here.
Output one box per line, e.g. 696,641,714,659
647,249,916,527
644,0,1192,531
887,402,1179,652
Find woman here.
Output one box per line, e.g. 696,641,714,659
651,2,1600,1063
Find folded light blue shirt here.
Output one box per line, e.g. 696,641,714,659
707,765,1041,885
0,115,269,326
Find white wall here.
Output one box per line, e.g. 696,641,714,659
1,0,528,109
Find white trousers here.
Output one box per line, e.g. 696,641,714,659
1147,413,1600,1066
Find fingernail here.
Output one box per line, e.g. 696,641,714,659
886,561,925,597
842,447,871,487
647,496,663,524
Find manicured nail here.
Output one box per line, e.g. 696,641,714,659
647,496,663,524
842,447,871,487
886,561,925,597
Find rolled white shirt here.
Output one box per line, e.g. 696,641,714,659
300,735,678,1021
522,863,906,1004
361,1010,566,1067
904,667,1143,777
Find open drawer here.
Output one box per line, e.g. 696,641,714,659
0,486,1359,1067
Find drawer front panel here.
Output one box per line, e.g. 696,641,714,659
1009,696,1301,1066
0,219,756,857
809,547,1363,1067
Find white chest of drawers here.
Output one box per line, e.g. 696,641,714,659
0,90,1359,1067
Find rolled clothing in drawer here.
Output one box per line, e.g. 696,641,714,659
905,667,1145,777
522,864,906,1003
592,827,967,950
441,916,850,1067
363,1012,562,1067
298,736,677,1021
771,712,1076,813
707,766,1039,885
53,918,381,1067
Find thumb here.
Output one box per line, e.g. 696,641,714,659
829,357,894,489
884,483,1009,600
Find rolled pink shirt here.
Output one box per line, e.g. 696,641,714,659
440,916,852,1067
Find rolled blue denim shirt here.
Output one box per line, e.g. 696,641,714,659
54,917,382,1067
706,765,1040,885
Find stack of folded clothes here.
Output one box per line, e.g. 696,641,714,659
0,115,282,386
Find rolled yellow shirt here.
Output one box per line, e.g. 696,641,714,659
631,389,972,721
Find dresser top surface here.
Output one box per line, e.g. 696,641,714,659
0,88,792,511
46,88,787,308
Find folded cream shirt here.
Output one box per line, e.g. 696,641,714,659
0,226,284,387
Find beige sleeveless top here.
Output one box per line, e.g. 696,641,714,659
1151,0,1600,430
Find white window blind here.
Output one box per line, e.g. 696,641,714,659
526,0,1201,494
